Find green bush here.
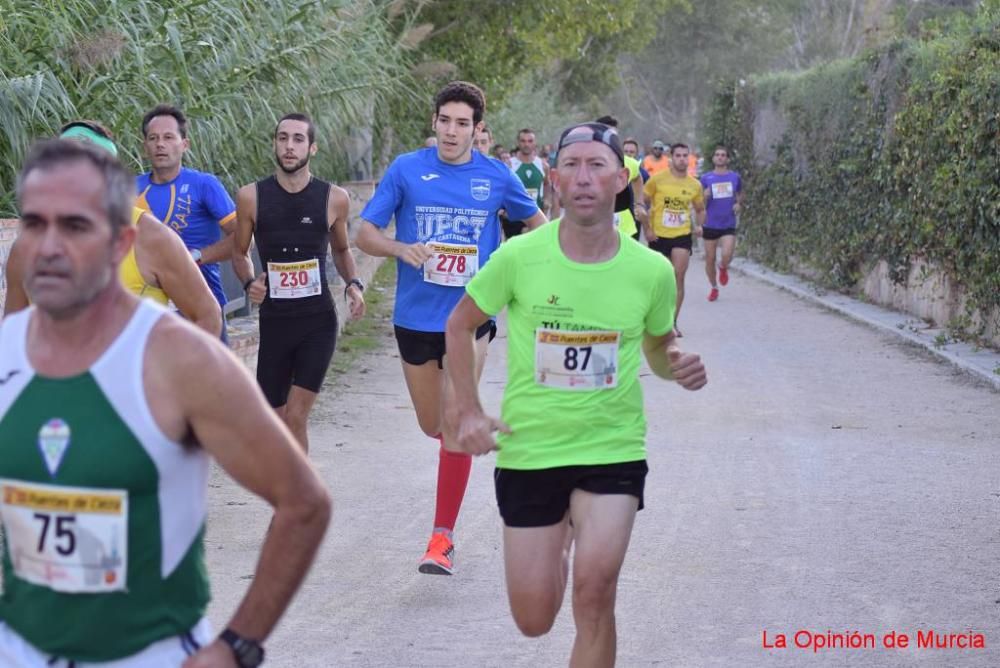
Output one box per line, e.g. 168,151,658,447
0,0,415,216
702,3,1000,335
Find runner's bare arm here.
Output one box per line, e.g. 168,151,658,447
631,176,647,225
138,213,222,337
193,214,238,265
642,330,708,390
641,193,655,239
355,220,433,268
328,186,365,320
233,185,266,302
152,319,331,653
694,197,706,228
2,238,29,316
444,294,510,455
522,210,548,231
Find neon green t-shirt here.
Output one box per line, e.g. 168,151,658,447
465,219,676,470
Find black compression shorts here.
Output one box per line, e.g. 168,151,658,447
256,310,338,407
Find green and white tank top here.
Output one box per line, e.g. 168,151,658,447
510,155,545,211
0,301,210,662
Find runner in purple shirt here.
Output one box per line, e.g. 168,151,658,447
699,145,743,302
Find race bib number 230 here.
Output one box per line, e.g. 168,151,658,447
0,479,128,593
268,259,321,299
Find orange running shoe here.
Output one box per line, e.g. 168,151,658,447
719,265,729,286
708,287,719,302
418,532,455,575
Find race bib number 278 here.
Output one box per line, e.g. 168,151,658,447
423,242,479,287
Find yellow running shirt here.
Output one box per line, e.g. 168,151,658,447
643,171,704,239
119,207,169,305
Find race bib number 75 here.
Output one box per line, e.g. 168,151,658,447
0,479,128,593
535,329,620,390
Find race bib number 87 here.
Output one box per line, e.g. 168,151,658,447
0,479,128,593
535,329,620,390
423,242,479,286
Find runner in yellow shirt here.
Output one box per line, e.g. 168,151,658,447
642,142,705,335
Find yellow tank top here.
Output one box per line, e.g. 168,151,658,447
119,207,169,305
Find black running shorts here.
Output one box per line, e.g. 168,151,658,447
257,310,338,407
702,227,736,241
502,219,527,239
394,321,496,369
494,460,649,528
649,234,693,256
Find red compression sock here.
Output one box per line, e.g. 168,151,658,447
433,438,472,532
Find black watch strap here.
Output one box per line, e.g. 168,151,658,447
242,277,255,291
220,628,265,668
345,278,365,295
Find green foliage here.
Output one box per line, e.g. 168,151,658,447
0,0,415,216
702,3,1000,337
487,76,588,150
384,0,683,149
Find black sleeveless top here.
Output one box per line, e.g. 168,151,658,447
255,175,335,319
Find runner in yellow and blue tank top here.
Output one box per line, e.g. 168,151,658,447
357,81,547,576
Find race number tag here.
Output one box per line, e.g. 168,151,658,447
526,188,539,202
423,243,479,287
662,210,686,228
711,182,734,199
535,329,620,390
0,479,127,593
268,259,321,299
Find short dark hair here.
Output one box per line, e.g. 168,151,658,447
478,124,493,139
517,128,535,137
60,120,115,140
274,112,316,144
17,139,135,235
141,104,188,138
623,137,639,150
714,144,729,155
595,115,619,128
434,81,486,125
670,142,689,155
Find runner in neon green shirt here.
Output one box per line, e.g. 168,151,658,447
444,122,708,666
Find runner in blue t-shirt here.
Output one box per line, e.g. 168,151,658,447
699,144,743,302
357,81,547,576
136,104,251,341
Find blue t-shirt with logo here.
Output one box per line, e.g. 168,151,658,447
699,170,742,230
136,167,237,307
362,148,538,332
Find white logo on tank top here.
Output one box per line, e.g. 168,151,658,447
37,418,71,476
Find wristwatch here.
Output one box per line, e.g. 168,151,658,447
190,248,203,264
219,629,265,667
345,278,365,297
